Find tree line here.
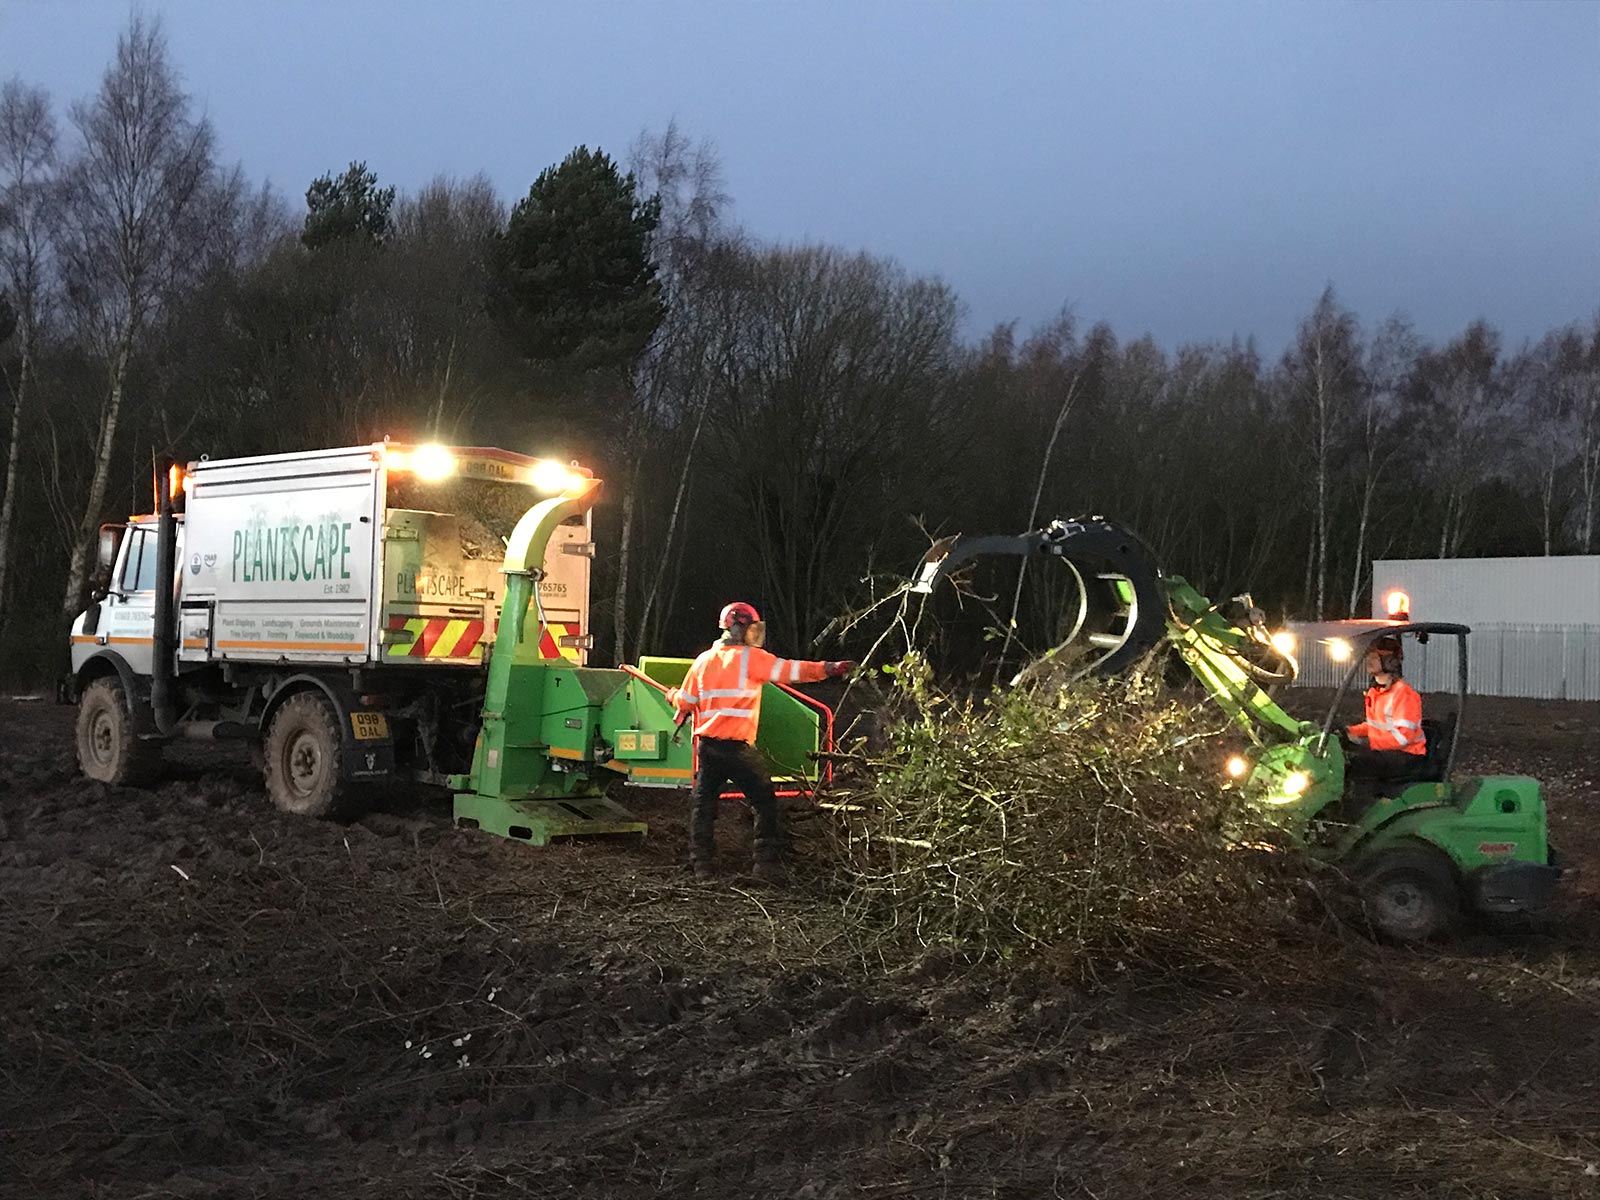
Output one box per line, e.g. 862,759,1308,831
1,17,1597,682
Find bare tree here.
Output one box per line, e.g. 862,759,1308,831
1415,322,1506,559
1281,287,1361,618
0,79,58,620
627,123,732,654
55,15,217,616
1344,315,1417,612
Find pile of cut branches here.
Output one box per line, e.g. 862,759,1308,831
828,656,1331,977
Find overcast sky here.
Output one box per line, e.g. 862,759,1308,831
4,0,1596,354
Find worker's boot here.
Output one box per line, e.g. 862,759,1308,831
750,860,790,887
689,843,716,879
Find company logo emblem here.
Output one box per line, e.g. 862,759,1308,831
365,753,376,770
203,553,217,569
189,553,201,575
1478,842,1516,856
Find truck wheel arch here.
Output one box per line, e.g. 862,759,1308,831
74,651,159,737
75,649,140,698
259,674,355,736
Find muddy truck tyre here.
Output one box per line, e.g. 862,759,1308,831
264,692,358,819
1358,846,1461,943
76,677,159,785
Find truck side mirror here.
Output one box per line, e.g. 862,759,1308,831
96,524,125,576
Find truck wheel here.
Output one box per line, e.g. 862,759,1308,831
76,677,159,785
1358,847,1461,943
264,692,351,819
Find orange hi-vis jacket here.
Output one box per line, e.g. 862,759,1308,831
668,644,829,742
1349,678,1427,755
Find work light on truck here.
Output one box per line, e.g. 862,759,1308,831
528,459,581,493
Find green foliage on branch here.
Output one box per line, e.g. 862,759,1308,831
830,658,1317,976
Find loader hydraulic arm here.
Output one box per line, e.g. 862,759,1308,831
912,517,1308,748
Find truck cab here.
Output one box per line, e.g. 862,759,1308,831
71,518,184,681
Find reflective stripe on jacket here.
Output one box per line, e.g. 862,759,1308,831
667,645,828,742
1349,678,1426,755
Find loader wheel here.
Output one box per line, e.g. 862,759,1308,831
76,677,159,785
264,692,352,819
1358,847,1461,943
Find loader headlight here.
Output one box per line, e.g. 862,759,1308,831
1325,638,1352,663
1282,771,1310,796
529,459,580,493
1269,631,1295,654
1226,755,1250,779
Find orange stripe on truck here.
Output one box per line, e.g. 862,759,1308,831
216,639,366,653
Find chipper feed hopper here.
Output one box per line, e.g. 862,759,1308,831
911,516,1561,941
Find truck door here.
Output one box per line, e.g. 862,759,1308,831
100,524,162,675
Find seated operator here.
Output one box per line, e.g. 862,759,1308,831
1341,634,1426,781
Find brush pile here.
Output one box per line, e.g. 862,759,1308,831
829,656,1324,975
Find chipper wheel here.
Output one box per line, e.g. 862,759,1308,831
75,676,160,785
1357,846,1461,943
264,691,357,819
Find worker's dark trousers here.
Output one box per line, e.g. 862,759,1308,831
690,737,782,864
1344,745,1425,781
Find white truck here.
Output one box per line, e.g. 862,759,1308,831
70,443,595,816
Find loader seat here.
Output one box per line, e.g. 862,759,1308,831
1418,712,1456,782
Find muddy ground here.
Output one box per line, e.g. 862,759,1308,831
2,692,1599,1199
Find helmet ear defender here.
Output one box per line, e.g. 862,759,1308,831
1371,636,1403,676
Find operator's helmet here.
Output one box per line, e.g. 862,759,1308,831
719,602,761,630
1370,634,1404,676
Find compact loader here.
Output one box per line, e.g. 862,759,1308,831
912,516,1562,941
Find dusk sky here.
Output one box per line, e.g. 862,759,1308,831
4,1,1596,354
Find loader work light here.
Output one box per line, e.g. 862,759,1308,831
1326,638,1352,663
1385,589,1411,620
1226,755,1249,778
1282,771,1310,796
1269,631,1295,654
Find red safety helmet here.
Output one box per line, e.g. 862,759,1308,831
719,602,761,629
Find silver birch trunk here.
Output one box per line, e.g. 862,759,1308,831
1346,477,1373,616
635,394,709,653
0,333,31,613
61,335,131,617
611,464,637,667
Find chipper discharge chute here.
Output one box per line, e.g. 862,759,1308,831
912,515,1560,941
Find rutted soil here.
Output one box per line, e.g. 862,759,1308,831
3,694,1600,1198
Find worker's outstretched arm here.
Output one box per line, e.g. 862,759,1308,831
749,647,855,684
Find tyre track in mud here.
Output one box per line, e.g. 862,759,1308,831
6,697,1600,1198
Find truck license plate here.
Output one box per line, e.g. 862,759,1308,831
350,712,389,740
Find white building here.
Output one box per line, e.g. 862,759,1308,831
1286,555,1600,700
